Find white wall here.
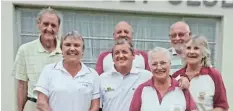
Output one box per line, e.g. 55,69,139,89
1,1,17,111
2,1,233,110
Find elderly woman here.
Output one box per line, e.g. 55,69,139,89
172,36,229,111
33,30,100,111
130,47,197,111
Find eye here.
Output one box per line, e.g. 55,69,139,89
152,62,158,66
64,43,71,46
117,30,122,34
160,61,167,65
177,32,185,37
114,51,120,55
51,23,57,28
124,30,129,34
194,46,199,50
122,50,128,54
186,46,191,50
43,22,49,26
74,44,80,47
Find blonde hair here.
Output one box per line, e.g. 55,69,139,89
185,35,212,67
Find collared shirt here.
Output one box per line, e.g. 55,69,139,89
173,67,229,111
34,60,100,111
96,50,150,75
100,66,152,111
12,37,62,98
169,47,184,75
130,77,197,111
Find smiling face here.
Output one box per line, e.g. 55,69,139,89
169,22,191,53
149,51,171,81
62,36,84,63
184,40,204,65
37,12,59,41
112,43,135,69
113,21,133,43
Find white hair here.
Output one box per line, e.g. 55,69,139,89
148,47,171,64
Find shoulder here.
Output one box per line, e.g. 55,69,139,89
98,51,111,58
137,69,153,80
135,49,147,55
99,70,112,78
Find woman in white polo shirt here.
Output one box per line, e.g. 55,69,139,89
34,30,100,111
172,36,229,111
130,47,197,111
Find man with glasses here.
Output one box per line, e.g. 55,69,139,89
169,21,192,74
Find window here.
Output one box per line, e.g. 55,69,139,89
16,8,219,68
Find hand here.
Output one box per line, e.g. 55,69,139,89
179,76,190,89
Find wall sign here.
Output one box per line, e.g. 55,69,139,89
120,0,233,8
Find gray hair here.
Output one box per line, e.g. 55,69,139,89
148,47,171,64
112,38,134,55
36,7,61,25
185,35,212,67
60,30,85,51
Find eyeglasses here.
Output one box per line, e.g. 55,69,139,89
169,32,189,38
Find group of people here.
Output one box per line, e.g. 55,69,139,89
12,7,229,111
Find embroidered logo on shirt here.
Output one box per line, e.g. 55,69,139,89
198,92,206,101
105,87,114,92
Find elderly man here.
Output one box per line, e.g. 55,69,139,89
100,38,152,111
169,21,192,74
12,8,62,111
96,21,150,75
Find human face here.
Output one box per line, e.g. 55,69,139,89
113,23,133,42
169,24,191,51
184,40,203,65
62,37,84,63
112,44,135,69
149,52,171,81
37,12,59,40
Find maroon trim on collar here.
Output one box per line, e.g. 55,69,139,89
172,66,210,79
145,76,179,104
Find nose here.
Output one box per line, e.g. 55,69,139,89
119,32,127,37
46,25,53,32
69,45,75,51
174,34,180,40
119,52,124,57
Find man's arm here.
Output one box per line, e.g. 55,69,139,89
17,80,28,111
89,98,100,111
37,92,52,111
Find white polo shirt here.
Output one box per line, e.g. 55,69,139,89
173,67,229,111
100,66,152,111
34,60,100,111
130,77,197,111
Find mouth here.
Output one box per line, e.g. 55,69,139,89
187,55,198,58
154,70,166,75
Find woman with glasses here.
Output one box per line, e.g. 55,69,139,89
130,47,197,111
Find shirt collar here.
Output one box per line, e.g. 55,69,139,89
145,76,179,91
169,47,177,55
110,65,139,75
54,60,92,77
37,36,62,54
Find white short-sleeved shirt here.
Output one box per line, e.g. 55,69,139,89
100,66,152,111
169,48,184,75
34,60,100,111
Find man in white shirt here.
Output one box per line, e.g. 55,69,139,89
100,38,152,111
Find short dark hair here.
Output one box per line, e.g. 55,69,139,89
112,38,134,56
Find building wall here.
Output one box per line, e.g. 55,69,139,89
2,1,233,111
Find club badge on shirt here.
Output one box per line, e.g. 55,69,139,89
105,87,115,92
198,92,206,101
